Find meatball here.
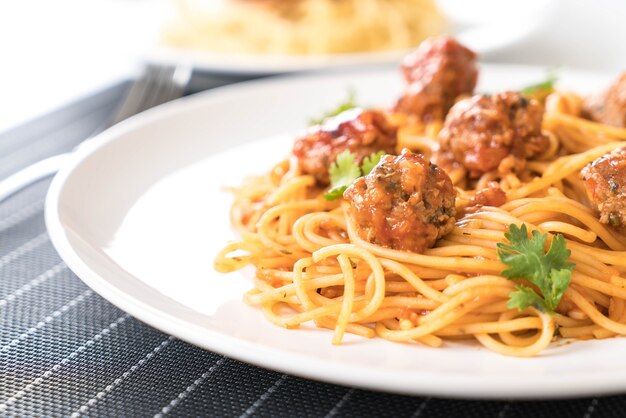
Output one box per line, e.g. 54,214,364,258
343,149,456,253
473,182,507,207
583,72,626,128
581,147,626,227
438,91,550,177
292,108,397,185
394,36,478,122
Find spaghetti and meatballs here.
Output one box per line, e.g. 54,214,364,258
215,36,626,357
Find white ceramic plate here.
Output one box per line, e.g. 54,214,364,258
46,65,625,399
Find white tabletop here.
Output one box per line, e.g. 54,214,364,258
1,0,625,134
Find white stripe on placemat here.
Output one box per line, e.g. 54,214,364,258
154,357,227,417
0,199,43,233
411,397,431,418
0,314,131,412
239,374,288,418
324,388,355,418
0,232,49,269
69,336,175,418
583,398,599,418
497,402,511,418
0,288,92,353
0,262,67,308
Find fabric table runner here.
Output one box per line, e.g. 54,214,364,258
0,77,622,417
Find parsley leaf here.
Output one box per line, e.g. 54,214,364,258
323,150,386,201
520,70,559,102
361,150,385,175
507,285,547,312
310,88,357,125
497,224,575,314
324,151,361,201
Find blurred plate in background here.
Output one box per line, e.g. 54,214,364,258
145,0,556,75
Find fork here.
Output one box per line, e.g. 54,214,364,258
0,63,192,202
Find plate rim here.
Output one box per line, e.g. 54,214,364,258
44,64,626,399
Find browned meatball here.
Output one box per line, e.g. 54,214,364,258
394,36,478,122
292,108,397,185
583,72,626,128
473,182,507,207
343,149,456,253
438,91,550,177
581,147,626,227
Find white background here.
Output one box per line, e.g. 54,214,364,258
1,0,626,133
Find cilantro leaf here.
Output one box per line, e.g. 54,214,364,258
310,88,357,125
520,70,559,101
323,150,388,201
545,268,573,310
497,224,575,314
507,285,548,312
323,151,361,201
361,151,385,175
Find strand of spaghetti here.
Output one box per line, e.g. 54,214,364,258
378,287,510,341
292,214,326,252
267,175,316,205
385,281,445,294
567,241,626,267
442,275,515,296
473,301,510,314
256,199,331,250
214,241,259,273
377,258,448,302
291,257,315,311
380,296,439,310
571,272,626,300
553,314,593,327
439,236,498,250
509,201,626,250
358,307,406,323
507,142,626,200
538,221,597,243
566,288,626,335
497,324,543,347
462,211,525,230
414,286,511,326
610,298,622,321
548,112,626,139
558,324,600,338
261,299,342,328
292,212,348,253
312,244,385,321
246,274,344,305
345,218,503,273
434,317,543,336
425,245,497,258
447,313,501,324
474,309,554,357
450,227,504,241
332,254,356,345
315,317,375,338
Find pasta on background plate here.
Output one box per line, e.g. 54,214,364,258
161,0,445,55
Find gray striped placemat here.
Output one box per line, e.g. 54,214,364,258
0,79,621,417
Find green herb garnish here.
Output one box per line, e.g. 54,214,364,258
310,88,357,125
497,224,575,314
323,150,385,201
520,70,559,101
361,150,386,176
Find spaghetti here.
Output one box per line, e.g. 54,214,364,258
214,44,626,357
161,0,445,55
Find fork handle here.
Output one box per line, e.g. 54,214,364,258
0,153,72,203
